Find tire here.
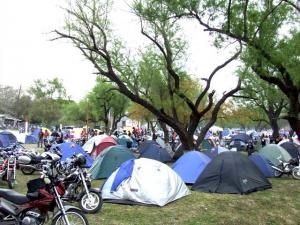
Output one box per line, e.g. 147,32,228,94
21,166,35,175
273,169,282,178
79,190,103,213
7,171,14,189
292,168,300,180
51,208,89,225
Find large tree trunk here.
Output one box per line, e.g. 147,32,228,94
176,127,195,150
158,121,170,143
270,118,280,140
103,118,109,134
286,93,300,140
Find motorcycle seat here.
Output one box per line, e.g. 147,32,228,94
0,188,29,204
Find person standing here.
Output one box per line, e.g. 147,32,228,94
37,129,44,148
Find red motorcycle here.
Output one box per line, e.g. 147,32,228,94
0,148,17,189
0,154,89,225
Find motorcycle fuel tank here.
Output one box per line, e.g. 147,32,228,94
18,155,31,164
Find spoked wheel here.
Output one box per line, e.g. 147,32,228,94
21,166,35,175
292,168,300,179
51,208,89,225
80,190,103,213
7,171,15,189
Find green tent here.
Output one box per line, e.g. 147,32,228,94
259,144,292,166
89,145,135,179
201,139,214,151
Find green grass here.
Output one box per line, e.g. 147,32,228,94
7,144,300,225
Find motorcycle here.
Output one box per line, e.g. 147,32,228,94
0,147,17,189
58,154,102,214
18,150,44,175
0,152,89,225
271,156,300,179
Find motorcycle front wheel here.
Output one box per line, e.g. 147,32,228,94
273,169,282,178
21,166,35,175
80,190,103,213
51,208,89,225
292,168,300,180
7,171,15,189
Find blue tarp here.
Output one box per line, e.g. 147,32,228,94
139,143,172,163
0,131,17,147
249,153,275,177
51,142,94,167
172,151,211,184
111,159,135,192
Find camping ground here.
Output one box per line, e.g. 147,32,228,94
9,145,300,225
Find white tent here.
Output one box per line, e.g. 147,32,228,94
102,158,190,206
82,134,107,153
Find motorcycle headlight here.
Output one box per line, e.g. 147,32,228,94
44,177,51,184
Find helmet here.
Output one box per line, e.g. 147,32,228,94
75,154,86,167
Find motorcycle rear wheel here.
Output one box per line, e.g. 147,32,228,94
51,208,89,225
292,168,300,180
21,167,35,175
79,190,103,213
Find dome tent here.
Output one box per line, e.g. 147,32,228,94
89,145,135,179
102,158,190,206
82,135,107,153
51,142,94,167
279,142,300,159
192,151,272,194
248,153,275,177
90,136,117,159
259,144,292,166
0,131,17,147
139,143,172,163
172,151,211,184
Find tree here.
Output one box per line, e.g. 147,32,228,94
234,67,288,138
54,0,241,149
0,85,32,121
88,78,130,133
162,0,300,138
28,78,69,125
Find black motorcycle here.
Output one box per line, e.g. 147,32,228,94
57,154,102,213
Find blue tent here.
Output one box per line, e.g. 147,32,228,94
231,133,251,143
222,128,230,137
172,151,211,184
249,153,275,177
25,135,38,144
0,131,17,147
139,143,172,163
51,142,94,167
31,128,41,139
138,140,159,154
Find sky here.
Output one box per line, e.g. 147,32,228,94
0,0,238,102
